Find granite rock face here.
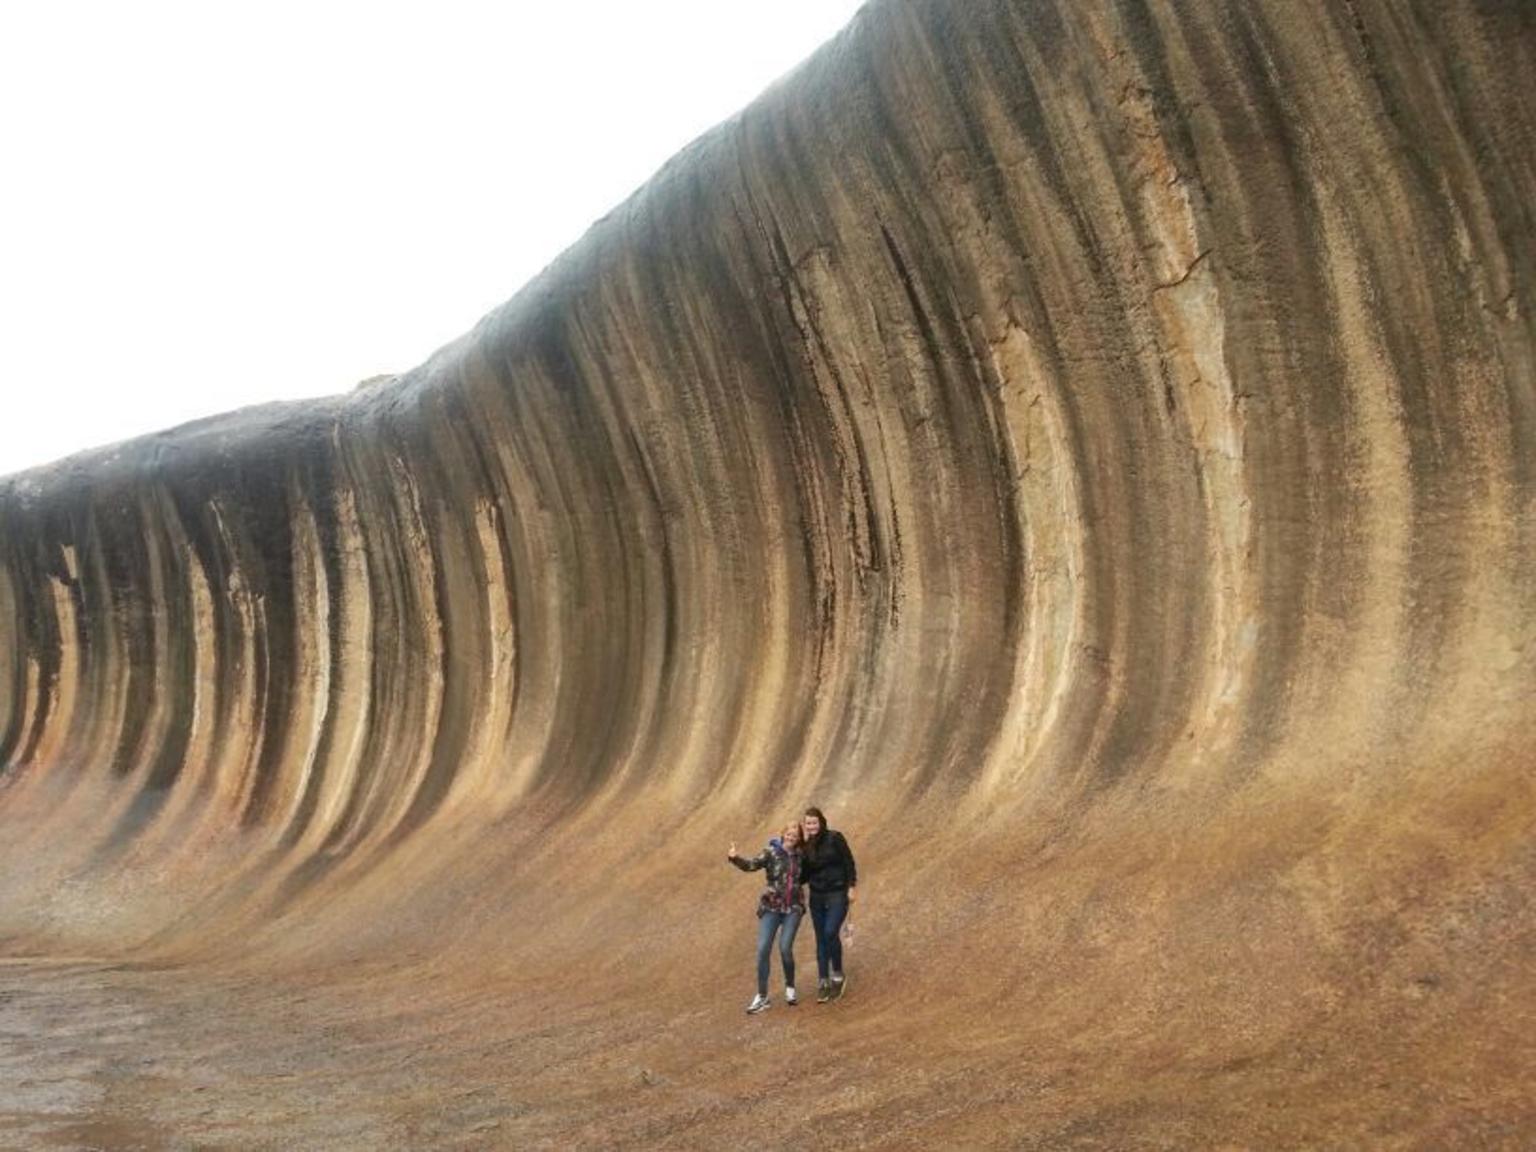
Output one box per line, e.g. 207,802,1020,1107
1,0,1534,1141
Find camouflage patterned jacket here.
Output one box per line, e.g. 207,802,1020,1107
729,839,806,917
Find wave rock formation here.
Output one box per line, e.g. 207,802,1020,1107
2,0,1534,1145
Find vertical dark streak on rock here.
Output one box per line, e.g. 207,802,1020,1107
1180,3,1323,768
621,419,678,761
97,503,151,782
113,482,215,848
11,554,45,771
41,509,92,780
281,444,345,848
456,368,526,758
142,490,197,793
388,383,490,840
317,419,394,855
730,173,841,697
877,218,1018,786
0,543,19,768
239,457,298,827
529,314,638,802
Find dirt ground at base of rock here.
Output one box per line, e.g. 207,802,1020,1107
2,893,1532,1152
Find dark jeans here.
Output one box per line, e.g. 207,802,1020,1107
808,890,849,981
756,909,803,996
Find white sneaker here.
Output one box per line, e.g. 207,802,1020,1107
746,993,771,1014
785,986,798,1006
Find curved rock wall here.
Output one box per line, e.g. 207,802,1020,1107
1,0,1533,998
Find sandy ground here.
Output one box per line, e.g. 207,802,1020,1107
3,773,1535,1149
2,910,1533,1152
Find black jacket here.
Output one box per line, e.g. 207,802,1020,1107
800,829,857,895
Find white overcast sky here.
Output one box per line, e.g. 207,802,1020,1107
0,1,865,477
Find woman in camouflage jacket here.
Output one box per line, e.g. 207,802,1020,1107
727,822,806,1014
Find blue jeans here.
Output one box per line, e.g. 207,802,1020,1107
808,891,849,981
756,909,802,996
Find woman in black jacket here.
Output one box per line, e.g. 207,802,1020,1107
800,806,857,1003
727,821,806,1014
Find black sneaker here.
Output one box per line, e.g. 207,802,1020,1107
829,974,847,1001
815,980,831,1004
